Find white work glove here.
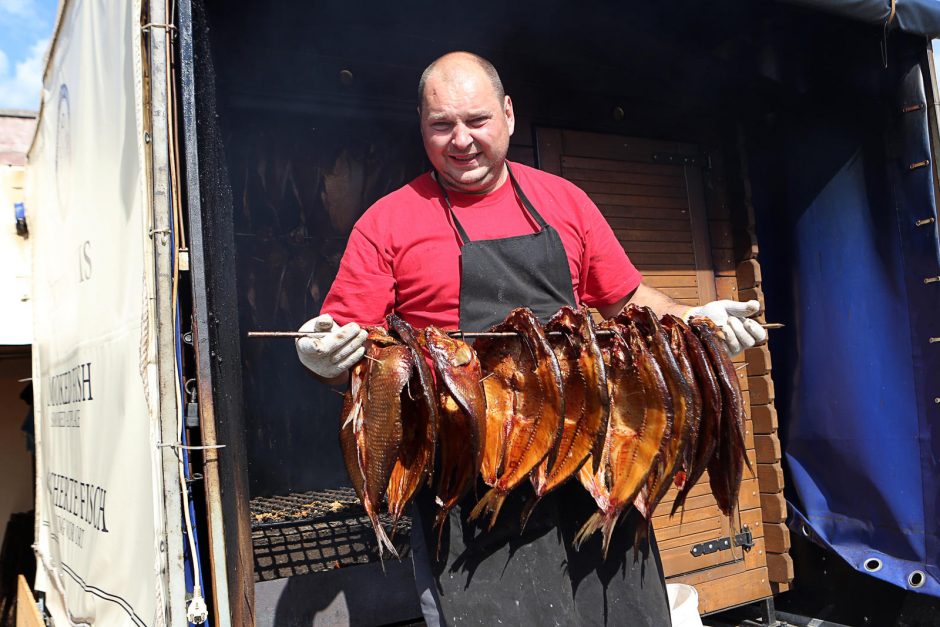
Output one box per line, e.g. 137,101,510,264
684,299,766,356
295,314,368,379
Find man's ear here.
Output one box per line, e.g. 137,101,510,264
505,95,515,136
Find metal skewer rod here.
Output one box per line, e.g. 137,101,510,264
248,322,784,339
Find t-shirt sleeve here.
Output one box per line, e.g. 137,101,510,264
321,225,396,326
577,192,643,307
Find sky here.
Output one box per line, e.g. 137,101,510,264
0,0,58,111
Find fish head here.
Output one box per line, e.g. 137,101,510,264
366,326,398,346
424,326,475,368
547,305,579,330
387,313,421,346
689,316,720,333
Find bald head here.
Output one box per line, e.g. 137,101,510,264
417,51,515,194
418,52,505,111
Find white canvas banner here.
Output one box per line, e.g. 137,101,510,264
28,0,168,625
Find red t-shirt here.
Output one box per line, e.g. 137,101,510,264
322,162,642,329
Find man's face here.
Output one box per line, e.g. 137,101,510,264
419,69,515,195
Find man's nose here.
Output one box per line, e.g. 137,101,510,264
451,124,473,150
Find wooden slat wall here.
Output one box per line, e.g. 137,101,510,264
536,128,788,613
730,141,794,594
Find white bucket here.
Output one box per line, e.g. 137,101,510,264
666,583,703,627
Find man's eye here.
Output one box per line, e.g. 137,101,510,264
468,118,488,128
431,122,452,132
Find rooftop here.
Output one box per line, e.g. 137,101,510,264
0,111,38,167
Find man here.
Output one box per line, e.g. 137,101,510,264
297,52,765,626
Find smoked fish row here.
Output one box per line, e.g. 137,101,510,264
337,305,751,560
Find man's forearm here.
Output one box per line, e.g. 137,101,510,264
596,282,689,320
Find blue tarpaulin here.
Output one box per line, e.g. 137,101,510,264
750,39,940,596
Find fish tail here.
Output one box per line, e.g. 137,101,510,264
519,495,541,532
372,516,399,562
574,510,605,550
468,488,506,530
387,505,402,534
365,499,399,561
633,516,650,562
574,509,619,558
600,512,620,560
433,507,449,562
727,512,741,561
742,447,755,476
670,487,690,518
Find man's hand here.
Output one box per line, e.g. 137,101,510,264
295,314,368,380
684,299,766,356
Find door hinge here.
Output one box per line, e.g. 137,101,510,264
651,152,699,167
689,525,754,557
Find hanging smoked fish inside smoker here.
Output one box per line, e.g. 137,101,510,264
423,326,487,555
525,306,609,527
468,308,566,529
325,305,756,561
338,327,411,559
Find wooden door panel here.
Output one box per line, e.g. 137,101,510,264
535,127,745,578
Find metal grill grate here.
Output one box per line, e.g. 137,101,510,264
251,487,364,529
250,488,412,580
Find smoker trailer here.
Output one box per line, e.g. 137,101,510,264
25,0,940,625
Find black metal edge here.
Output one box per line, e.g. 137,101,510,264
177,0,254,623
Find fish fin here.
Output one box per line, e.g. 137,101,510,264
468,488,506,531
342,398,363,430
590,426,606,475
674,469,687,490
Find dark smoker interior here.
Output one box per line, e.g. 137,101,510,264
189,0,911,622
197,0,857,496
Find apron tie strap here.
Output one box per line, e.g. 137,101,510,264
435,163,548,245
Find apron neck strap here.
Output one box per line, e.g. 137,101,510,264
435,163,549,245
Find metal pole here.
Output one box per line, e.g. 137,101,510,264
175,0,233,624
246,322,785,339
145,0,187,624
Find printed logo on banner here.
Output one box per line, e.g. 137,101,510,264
55,84,71,219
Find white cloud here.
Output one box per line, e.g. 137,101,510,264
0,37,47,110
0,0,38,19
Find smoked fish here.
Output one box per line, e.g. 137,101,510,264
386,314,438,528
691,317,751,518
470,308,565,529
528,306,609,521
339,328,411,558
658,315,704,510
620,306,692,519
424,326,487,551
576,322,672,557
669,319,722,516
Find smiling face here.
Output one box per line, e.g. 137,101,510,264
419,57,515,195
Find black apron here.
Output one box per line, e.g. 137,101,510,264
411,165,671,626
